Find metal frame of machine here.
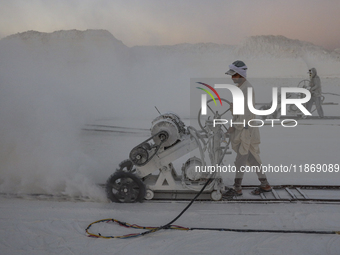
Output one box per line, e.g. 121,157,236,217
105,103,232,203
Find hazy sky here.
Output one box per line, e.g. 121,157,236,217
1,0,340,50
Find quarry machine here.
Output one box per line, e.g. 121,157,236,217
105,100,232,203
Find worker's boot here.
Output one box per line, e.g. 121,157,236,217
251,178,272,195
223,178,243,197
233,178,243,195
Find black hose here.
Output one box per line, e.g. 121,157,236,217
140,177,213,236
190,227,339,235
86,181,340,238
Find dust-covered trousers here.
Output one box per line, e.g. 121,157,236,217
234,147,268,181
306,96,324,117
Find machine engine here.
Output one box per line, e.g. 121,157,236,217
129,113,187,167
150,112,186,148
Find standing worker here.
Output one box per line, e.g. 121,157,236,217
223,60,272,196
306,68,324,118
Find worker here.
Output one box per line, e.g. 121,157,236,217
306,68,324,118
223,60,272,196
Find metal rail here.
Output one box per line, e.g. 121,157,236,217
146,185,340,203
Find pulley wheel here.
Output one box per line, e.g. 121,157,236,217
129,147,149,166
